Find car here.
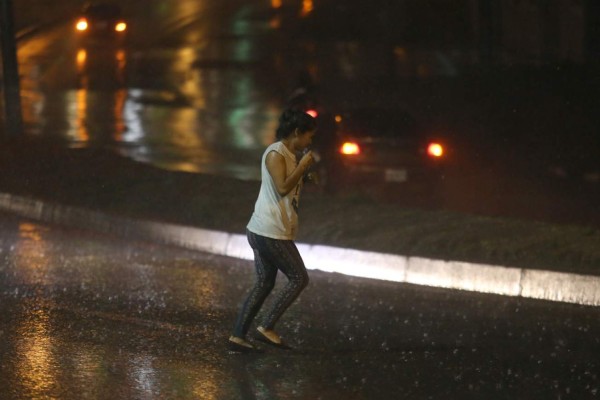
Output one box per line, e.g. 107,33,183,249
309,108,450,196
75,2,127,42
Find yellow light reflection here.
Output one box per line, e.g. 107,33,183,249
11,223,57,396
116,50,126,69
193,376,219,400
13,223,52,283
72,49,91,143
76,49,87,72
162,108,205,173
269,15,282,29
19,222,43,242
173,47,205,107
76,49,89,89
300,0,314,17
15,307,57,398
271,0,282,8
116,49,127,85
68,88,90,144
171,110,202,148
113,89,127,142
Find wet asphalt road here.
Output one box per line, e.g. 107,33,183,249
0,211,599,399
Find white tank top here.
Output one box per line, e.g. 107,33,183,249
247,141,303,240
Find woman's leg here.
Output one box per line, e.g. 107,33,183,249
259,239,309,330
231,232,278,338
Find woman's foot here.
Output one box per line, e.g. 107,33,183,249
256,326,292,349
256,326,281,344
228,336,259,353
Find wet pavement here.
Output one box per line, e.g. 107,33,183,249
0,212,599,399
3,2,600,396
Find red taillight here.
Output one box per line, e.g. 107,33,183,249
306,109,318,118
76,18,88,31
427,142,444,158
340,141,360,155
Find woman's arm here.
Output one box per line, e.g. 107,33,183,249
266,150,313,196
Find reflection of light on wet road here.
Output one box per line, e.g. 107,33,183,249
129,354,158,397
175,47,206,108
192,371,220,400
71,346,104,397
76,49,87,71
116,49,127,84
301,0,314,16
13,223,52,283
10,223,58,397
123,89,145,144
66,89,90,145
113,89,127,142
16,3,285,182
15,306,57,399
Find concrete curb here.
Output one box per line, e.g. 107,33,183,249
1,192,599,307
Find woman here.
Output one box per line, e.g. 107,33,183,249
229,109,316,352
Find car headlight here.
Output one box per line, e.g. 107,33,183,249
76,18,88,31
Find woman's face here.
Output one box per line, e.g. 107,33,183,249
294,129,316,151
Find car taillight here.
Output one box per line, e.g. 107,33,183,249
306,109,318,118
427,142,444,158
340,141,360,155
76,18,88,31
115,22,127,32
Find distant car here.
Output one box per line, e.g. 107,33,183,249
75,2,127,42
310,108,450,194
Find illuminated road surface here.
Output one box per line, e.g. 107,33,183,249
0,212,598,399
17,0,282,179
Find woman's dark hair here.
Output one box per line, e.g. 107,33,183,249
275,109,316,140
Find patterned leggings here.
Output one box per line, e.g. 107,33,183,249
232,229,309,338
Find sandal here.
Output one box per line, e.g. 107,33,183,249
256,327,293,350
228,336,262,353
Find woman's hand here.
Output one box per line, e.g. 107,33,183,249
299,150,314,172
266,151,309,196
